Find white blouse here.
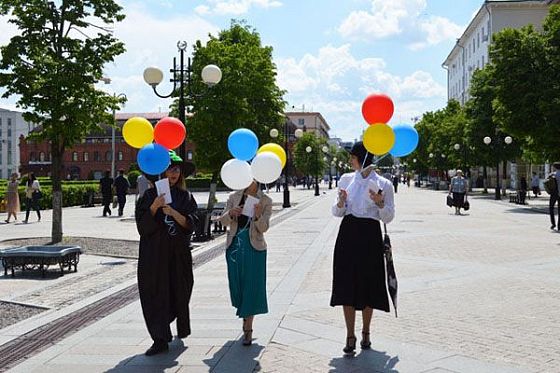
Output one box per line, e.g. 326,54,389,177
332,170,395,224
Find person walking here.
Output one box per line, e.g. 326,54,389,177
220,180,272,346
99,170,113,217
531,172,541,198
519,176,528,205
23,173,41,223
135,152,198,356
548,163,560,230
449,170,468,215
331,142,395,355
114,169,130,217
5,173,20,223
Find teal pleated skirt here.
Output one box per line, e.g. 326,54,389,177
225,228,268,318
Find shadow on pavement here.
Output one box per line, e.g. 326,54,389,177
209,339,264,371
329,349,399,372
105,338,186,373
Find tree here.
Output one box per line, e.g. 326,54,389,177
186,21,285,212
489,6,560,161
292,132,327,181
0,0,126,243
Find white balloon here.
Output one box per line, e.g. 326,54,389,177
251,152,282,184
220,159,253,190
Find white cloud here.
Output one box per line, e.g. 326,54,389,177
277,44,445,140
338,0,426,40
195,0,282,16
410,16,463,50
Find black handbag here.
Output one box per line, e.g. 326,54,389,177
32,190,43,200
383,224,398,318
463,200,470,211
446,195,453,207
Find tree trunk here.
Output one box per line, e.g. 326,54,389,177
204,171,219,239
502,160,508,194
51,141,64,243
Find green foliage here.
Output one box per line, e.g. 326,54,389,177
186,21,286,175
0,0,126,242
488,5,560,162
292,133,327,177
128,171,141,189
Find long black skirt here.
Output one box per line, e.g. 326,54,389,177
330,215,390,312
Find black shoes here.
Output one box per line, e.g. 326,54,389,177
343,336,356,354
145,340,169,356
360,332,371,349
551,225,556,230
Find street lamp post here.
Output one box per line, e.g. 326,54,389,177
101,77,126,179
270,125,303,208
484,135,513,200
143,41,222,160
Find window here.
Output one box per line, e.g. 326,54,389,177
7,151,12,164
84,152,89,162
482,55,485,66
39,152,45,162
105,151,112,161
94,151,100,161
298,118,305,126
30,152,36,162
72,152,78,161
187,150,193,160
7,118,12,138
118,151,123,161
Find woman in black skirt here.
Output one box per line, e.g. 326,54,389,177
331,142,395,354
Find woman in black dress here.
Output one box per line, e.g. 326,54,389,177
135,152,198,356
331,142,395,355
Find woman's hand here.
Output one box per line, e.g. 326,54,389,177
337,189,348,208
369,190,384,208
162,205,180,219
150,194,166,215
229,206,243,218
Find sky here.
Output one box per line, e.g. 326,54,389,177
0,0,486,142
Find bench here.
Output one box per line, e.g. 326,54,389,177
0,246,81,278
509,192,519,204
192,205,226,242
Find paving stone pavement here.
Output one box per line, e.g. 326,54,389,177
5,185,560,372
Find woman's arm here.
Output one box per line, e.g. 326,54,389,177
253,197,272,233
378,181,395,224
219,195,236,226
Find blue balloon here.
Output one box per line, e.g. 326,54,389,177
389,124,419,157
137,143,170,175
228,128,259,161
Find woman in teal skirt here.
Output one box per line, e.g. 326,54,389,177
220,181,273,345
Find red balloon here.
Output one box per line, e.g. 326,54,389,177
361,94,394,125
154,117,186,150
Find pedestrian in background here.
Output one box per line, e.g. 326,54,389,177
449,170,468,215
392,174,399,194
99,170,113,217
519,176,528,205
220,180,272,346
114,169,130,217
135,153,198,356
331,141,395,355
547,163,560,230
5,173,20,223
23,172,41,223
531,172,541,198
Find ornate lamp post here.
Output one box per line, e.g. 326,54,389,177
143,41,222,160
270,125,303,208
484,135,513,200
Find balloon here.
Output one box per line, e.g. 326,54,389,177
363,123,395,155
220,159,253,190
228,129,259,161
251,152,282,184
257,143,286,168
389,124,419,157
123,117,154,149
154,117,186,150
137,143,170,175
361,94,394,125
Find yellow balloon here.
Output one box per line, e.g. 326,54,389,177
363,123,395,155
123,117,154,149
257,143,286,168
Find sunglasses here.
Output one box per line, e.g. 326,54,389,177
167,166,181,174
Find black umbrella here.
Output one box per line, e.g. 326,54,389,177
383,224,398,318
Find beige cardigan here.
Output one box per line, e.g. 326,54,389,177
219,189,273,251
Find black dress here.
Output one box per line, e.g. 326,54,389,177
135,187,198,343
330,215,390,312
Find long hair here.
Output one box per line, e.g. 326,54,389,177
27,173,36,187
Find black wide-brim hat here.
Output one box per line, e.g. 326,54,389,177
168,150,196,177
349,141,373,167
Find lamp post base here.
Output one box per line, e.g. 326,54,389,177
282,187,291,208
314,182,320,196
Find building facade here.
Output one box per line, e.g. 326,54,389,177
285,112,331,139
443,0,555,105
0,108,33,179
